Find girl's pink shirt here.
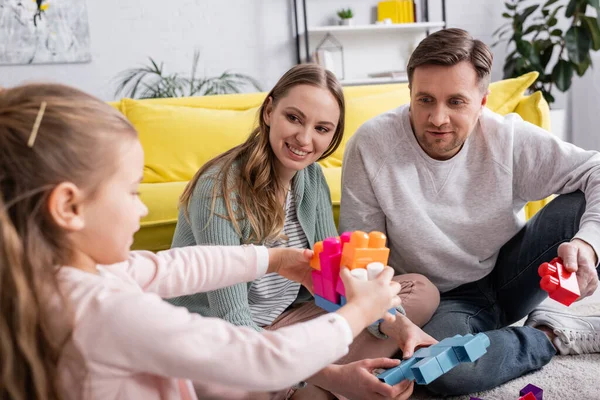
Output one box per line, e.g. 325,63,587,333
53,245,352,400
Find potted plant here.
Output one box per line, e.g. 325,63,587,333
493,0,600,107
113,50,261,99
337,8,355,26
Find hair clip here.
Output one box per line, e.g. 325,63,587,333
28,101,47,148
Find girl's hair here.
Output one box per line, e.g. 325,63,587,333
0,83,137,399
179,63,345,244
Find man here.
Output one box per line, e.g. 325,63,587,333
339,28,600,395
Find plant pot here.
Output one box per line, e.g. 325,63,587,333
339,18,354,26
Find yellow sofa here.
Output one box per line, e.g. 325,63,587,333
110,71,552,251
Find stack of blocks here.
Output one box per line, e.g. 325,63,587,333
310,231,392,317
538,257,580,306
376,333,491,385
469,382,543,400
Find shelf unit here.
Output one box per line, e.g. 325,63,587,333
292,1,447,85
306,21,446,35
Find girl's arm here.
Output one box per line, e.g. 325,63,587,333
78,291,353,392
107,245,268,298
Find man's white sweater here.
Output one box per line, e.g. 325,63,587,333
340,105,600,292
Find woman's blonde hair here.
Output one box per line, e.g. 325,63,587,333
0,83,137,399
180,64,345,244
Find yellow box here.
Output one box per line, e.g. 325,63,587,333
378,1,400,23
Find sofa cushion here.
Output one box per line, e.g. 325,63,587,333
133,181,188,251
486,71,539,115
122,98,259,183
515,90,550,131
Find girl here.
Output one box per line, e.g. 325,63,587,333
0,83,403,400
169,64,439,399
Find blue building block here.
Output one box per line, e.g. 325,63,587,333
376,333,490,386
376,357,418,385
411,356,444,384
314,294,341,312
340,295,347,306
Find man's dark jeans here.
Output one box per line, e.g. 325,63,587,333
422,191,597,395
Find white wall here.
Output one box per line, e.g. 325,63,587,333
1,0,297,100
1,0,562,106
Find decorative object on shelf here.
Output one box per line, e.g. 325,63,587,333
493,0,600,107
337,8,354,26
378,0,416,24
313,33,345,80
113,50,261,99
0,0,91,65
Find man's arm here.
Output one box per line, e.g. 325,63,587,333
513,118,600,258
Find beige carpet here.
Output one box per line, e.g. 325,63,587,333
410,293,600,399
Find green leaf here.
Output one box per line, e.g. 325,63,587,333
503,57,518,79
566,0,578,17
548,17,558,27
552,60,574,91
502,12,512,18
505,2,517,10
582,16,600,50
542,90,556,105
543,0,560,8
549,5,564,20
517,40,533,57
517,5,540,24
588,0,600,8
524,24,545,35
574,55,592,76
550,28,563,36
565,26,592,64
493,22,511,37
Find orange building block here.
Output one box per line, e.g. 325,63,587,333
341,231,389,270
310,241,323,270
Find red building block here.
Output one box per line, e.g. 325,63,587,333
341,231,389,270
519,392,536,400
538,257,580,306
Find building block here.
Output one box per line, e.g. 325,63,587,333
314,294,340,313
335,277,346,297
520,384,543,400
320,237,342,282
322,277,339,303
519,393,536,400
538,257,580,306
310,241,323,270
376,333,490,386
376,357,418,385
341,231,389,270
312,270,324,297
340,295,347,306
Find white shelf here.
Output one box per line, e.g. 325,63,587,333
307,21,445,35
340,76,408,86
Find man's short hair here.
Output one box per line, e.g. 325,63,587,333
407,28,493,92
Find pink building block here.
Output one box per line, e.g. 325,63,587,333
320,237,342,282
322,277,339,303
312,270,324,297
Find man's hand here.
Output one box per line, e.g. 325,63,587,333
558,239,599,299
380,314,438,358
313,359,414,400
